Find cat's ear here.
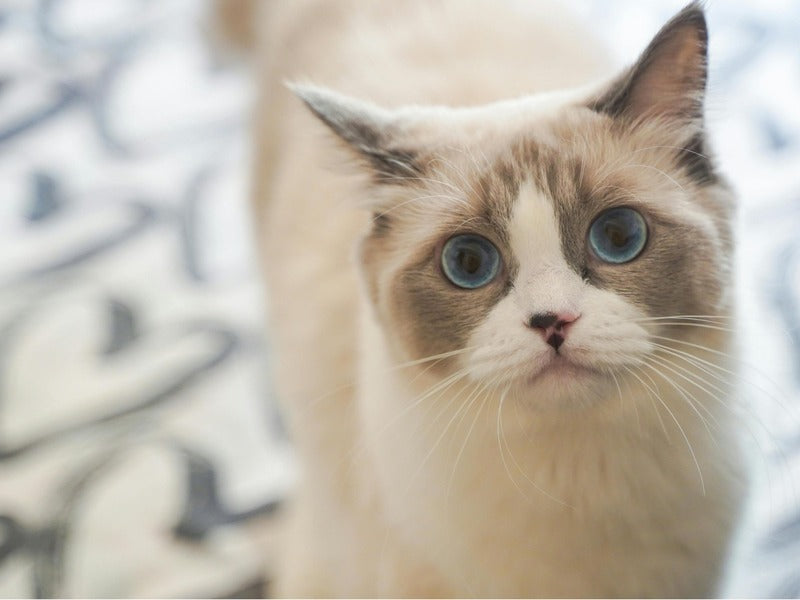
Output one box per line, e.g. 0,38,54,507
589,2,708,126
289,83,423,182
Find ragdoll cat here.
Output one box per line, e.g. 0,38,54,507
232,0,748,596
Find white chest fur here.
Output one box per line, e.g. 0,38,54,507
356,310,745,597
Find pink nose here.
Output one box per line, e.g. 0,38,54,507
527,312,580,350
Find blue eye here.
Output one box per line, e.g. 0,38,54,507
441,234,501,289
588,207,648,264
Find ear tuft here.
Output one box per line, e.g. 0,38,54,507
288,82,422,181
590,2,708,125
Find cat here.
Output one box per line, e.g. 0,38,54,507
225,0,749,595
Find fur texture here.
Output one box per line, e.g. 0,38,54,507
245,1,747,596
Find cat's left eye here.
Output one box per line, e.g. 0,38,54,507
588,207,648,264
441,234,501,289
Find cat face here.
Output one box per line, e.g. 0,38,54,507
294,3,734,403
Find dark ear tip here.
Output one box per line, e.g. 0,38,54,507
670,1,708,41
587,1,710,121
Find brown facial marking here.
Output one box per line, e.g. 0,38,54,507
391,246,510,363
506,113,728,320
358,103,730,375
359,156,521,368
473,160,520,248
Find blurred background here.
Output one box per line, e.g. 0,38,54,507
0,0,798,597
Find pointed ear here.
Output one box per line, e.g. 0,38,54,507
590,2,708,125
289,83,423,181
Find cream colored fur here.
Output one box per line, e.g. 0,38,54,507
240,1,747,596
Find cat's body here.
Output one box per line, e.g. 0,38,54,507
236,1,748,596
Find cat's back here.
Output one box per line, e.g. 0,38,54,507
258,0,610,102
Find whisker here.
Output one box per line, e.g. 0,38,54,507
374,192,470,219
588,151,638,198
651,345,740,408
344,366,473,474
496,384,534,505
303,346,478,413
620,163,687,193
645,355,720,432
391,346,480,370
622,366,670,440
637,321,737,333
371,171,464,195
400,369,475,443
649,335,735,359
630,144,713,161
650,349,798,510
446,376,498,501
630,315,735,322
652,335,799,428
445,376,493,453
374,369,477,568
635,362,707,495
611,370,641,432
406,380,491,497
496,382,572,508
651,343,797,462
652,343,735,388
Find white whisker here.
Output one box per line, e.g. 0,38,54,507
636,362,707,495
446,376,497,501
652,335,799,427
622,366,670,440
646,354,722,431
496,382,572,508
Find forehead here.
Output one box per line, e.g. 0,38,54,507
438,112,711,257
363,121,729,370
507,179,564,267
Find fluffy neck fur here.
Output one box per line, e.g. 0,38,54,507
247,0,748,596
356,307,741,597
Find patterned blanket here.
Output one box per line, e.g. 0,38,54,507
0,0,798,597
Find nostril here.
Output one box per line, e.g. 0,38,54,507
546,333,564,350
529,312,558,330
527,312,581,348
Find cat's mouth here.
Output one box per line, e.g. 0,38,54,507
528,354,601,384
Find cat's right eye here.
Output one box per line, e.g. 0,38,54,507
588,207,648,264
441,234,501,289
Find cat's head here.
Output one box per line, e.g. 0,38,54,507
293,3,734,404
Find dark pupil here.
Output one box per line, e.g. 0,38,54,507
605,223,629,248
458,249,482,274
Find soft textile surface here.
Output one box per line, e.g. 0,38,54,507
0,0,798,597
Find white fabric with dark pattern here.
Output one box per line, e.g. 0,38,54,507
0,0,798,597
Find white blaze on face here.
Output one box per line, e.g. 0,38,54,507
465,179,650,382
508,180,583,318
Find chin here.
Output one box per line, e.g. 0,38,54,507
515,357,614,410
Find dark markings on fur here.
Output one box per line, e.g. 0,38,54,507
293,85,424,180
588,2,707,123
588,3,719,187
574,172,721,317
364,147,424,183
393,248,511,363
355,70,730,370
360,168,520,368
474,160,519,249
678,132,718,185
371,212,392,236
488,124,727,320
